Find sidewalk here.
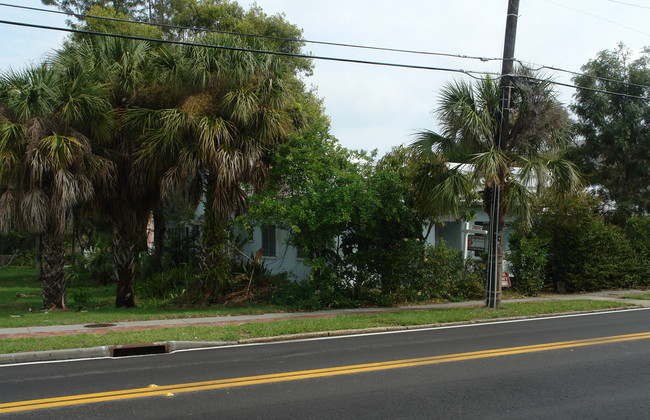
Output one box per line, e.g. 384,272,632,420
1,290,648,364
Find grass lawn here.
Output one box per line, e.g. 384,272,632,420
621,292,650,300
0,266,283,328
0,266,636,354
0,299,631,354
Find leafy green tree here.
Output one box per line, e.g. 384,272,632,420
511,193,646,293
245,114,428,304
0,64,114,308
411,73,581,307
244,117,367,275
571,44,650,223
79,4,163,38
42,0,147,21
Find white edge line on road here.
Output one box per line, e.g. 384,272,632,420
2,307,648,367
0,356,113,368
173,307,650,353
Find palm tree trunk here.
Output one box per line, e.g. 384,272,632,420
113,224,136,308
152,204,166,271
199,209,230,301
41,228,66,309
485,186,505,308
113,210,149,308
34,234,43,282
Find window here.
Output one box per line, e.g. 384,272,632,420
296,246,307,259
261,225,276,257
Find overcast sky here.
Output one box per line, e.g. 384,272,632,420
1,0,649,156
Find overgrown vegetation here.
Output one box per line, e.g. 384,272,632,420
508,194,649,294
1,2,647,314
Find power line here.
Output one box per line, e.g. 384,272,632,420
608,0,650,10
0,18,500,80
516,60,650,91
0,18,648,101
511,74,650,101
4,2,647,95
0,2,503,63
542,0,650,37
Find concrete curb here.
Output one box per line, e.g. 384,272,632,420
0,305,643,365
0,346,111,364
165,341,237,352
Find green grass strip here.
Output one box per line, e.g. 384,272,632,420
621,293,650,300
0,300,629,354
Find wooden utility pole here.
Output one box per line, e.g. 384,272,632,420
486,0,519,308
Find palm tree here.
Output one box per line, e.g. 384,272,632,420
133,33,306,299
410,73,581,307
53,36,175,307
0,64,114,308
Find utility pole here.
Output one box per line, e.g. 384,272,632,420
486,0,519,308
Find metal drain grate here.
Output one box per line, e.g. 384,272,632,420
110,343,169,357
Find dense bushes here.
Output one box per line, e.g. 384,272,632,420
508,194,648,294
508,233,548,296
401,241,485,302
271,240,485,310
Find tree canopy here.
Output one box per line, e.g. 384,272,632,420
410,71,581,307
571,44,650,223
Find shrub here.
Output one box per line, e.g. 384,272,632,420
271,280,325,310
135,263,197,302
402,241,484,302
511,194,647,293
626,216,650,255
626,216,650,281
274,240,486,309
508,233,547,296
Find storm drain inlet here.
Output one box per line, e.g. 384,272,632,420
110,343,169,357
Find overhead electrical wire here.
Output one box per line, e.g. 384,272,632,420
0,6,649,101
0,2,503,63
2,1,648,96
516,60,650,91
542,0,650,37
607,0,650,10
511,74,650,101
0,18,500,80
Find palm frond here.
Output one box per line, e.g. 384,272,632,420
547,157,583,196
0,189,15,234
38,134,85,171
198,116,235,162
19,188,47,233
503,180,535,230
160,165,186,200
53,169,79,208
426,169,474,219
410,130,449,157
134,108,188,169
222,89,259,125
517,156,550,193
470,147,512,188
257,108,286,143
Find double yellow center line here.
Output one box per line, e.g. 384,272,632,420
2,331,650,414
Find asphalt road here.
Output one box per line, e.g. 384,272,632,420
2,308,649,419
